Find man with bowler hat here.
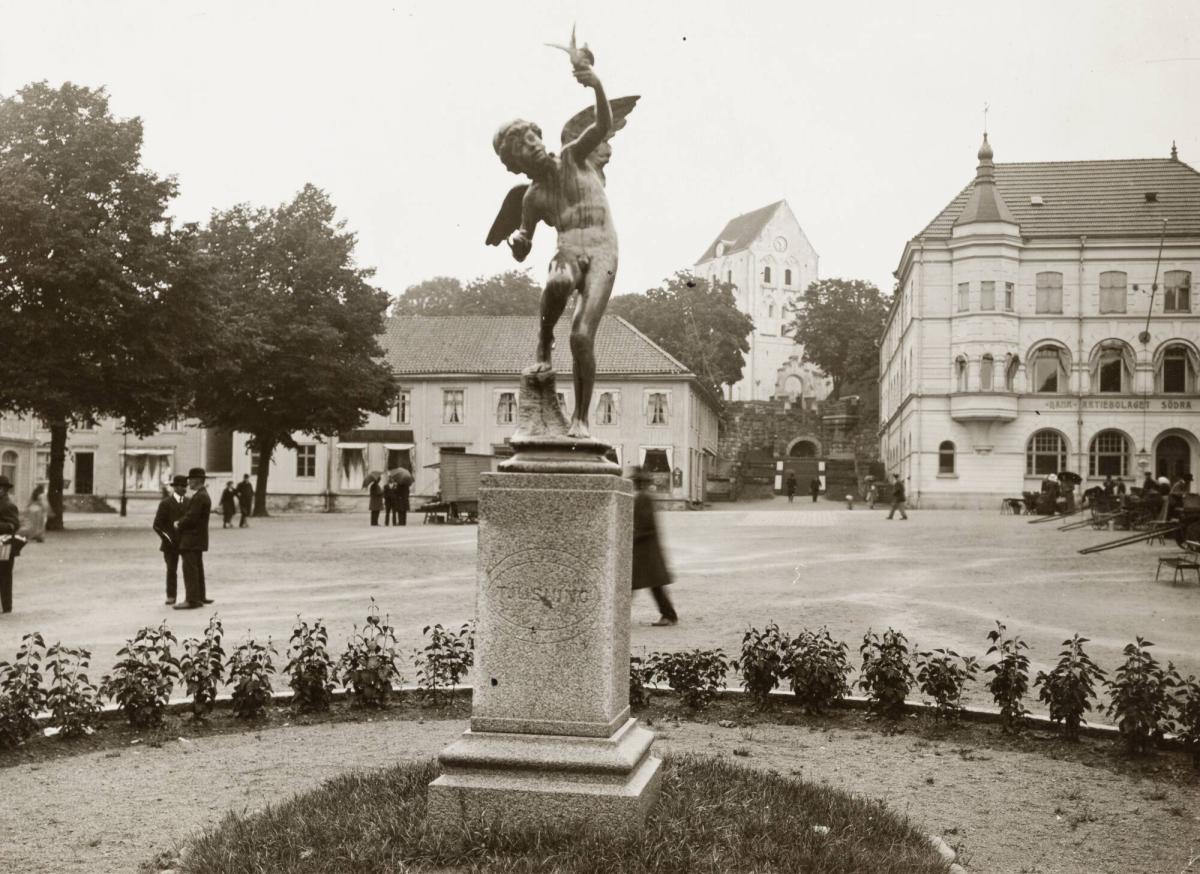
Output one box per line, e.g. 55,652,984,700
0,474,23,614
153,474,188,605
175,467,214,609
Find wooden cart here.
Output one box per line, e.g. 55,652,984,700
418,452,497,524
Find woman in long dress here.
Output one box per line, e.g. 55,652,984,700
22,484,49,542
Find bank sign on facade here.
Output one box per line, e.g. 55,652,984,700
1038,398,1195,412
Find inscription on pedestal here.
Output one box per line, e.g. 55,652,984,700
486,547,601,643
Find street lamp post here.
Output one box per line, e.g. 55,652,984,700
120,425,128,517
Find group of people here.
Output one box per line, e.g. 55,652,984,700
368,475,411,526
218,475,256,529
783,473,823,503
153,467,215,609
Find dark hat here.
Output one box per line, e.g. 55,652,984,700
171,475,188,487
0,474,12,489
186,467,208,480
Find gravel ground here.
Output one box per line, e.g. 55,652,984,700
1,715,1197,874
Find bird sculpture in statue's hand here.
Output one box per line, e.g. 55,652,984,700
545,24,594,70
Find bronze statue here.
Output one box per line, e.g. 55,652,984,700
488,29,638,441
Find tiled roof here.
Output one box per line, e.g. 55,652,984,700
380,315,692,377
917,158,1200,241
695,201,783,263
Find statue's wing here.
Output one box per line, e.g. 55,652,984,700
485,184,529,246
560,95,640,147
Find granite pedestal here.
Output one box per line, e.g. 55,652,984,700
427,471,662,831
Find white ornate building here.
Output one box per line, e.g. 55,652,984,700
694,200,829,404
880,136,1200,508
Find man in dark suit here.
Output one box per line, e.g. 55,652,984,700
175,467,214,609
0,474,22,614
368,475,383,526
153,474,188,605
236,474,254,528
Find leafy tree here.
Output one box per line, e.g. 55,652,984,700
194,185,396,514
392,270,541,315
608,272,752,395
0,82,199,528
787,278,891,399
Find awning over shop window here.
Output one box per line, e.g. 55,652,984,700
383,443,415,451
339,429,413,443
118,449,173,455
337,443,367,450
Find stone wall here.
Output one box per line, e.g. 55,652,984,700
717,401,825,477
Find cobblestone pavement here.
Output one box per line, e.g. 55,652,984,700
1,500,1196,700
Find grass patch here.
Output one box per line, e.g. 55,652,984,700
179,754,949,874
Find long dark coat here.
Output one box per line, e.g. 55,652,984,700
176,487,211,552
236,480,254,514
153,494,184,553
368,480,384,512
396,483,410,513
632,491,671,590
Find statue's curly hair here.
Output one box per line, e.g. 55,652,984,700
493,118,543,174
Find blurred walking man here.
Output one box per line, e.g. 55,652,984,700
886,474,909,520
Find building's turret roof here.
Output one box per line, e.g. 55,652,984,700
917,148,1200,241
695,201,784,264
953,133,1017,227
380,315,691,377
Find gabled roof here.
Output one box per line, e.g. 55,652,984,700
695,200,783,263
917,157,1200,241
381,315,692,377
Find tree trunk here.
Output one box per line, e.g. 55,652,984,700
253,435,275,517
46,421,67,531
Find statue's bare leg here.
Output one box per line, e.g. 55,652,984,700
567,252,617,438
535,256,580,371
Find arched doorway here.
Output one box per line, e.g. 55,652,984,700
788,440,818,458
1155,434,1191,481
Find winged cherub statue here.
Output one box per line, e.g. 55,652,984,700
487,31,639,440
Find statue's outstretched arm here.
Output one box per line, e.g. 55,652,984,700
566,66,611,163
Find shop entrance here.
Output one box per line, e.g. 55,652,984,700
1155,434,1191,481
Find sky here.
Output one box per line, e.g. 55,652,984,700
2,1,1198,301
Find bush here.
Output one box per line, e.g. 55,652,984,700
915,647,978,720
0,632,47,750
983,622,1030,733
44,643,102,738
1035,634,1106,741
1171,672,1200,768
284,618,337,713
100,622,180,728
1105,637,1174,756
784,627,852,714
228,636,276,720
646,649,729,710
413,623,473,706
732,623,790,709
629,655,653,708
338,599,401,708
180,615,225,720
858,628,914,719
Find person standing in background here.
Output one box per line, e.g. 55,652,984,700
236,474,254,528
0,475,23,614
809,477,821,503
219,481,237,529
22,484,50,542
368,475,383,526
785,472,797,503
154,474,188,605
175,468,213,609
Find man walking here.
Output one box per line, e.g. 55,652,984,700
0,475,22,614
236,474,254,528
631,468,678,627
887,474,909,520
175,467,213,609
153,474,188,605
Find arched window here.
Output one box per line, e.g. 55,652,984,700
1089,340,1134,394
1026,430,1067,476
1089,430,1130,477
1099,271,1127,314
1031,345,1069,393
0,450,16,486
1164,270,1191,314
1158,343,1199,393
1036,271,1064,313
980,354,994,391
1004,354,1020,391
938,441,955,475
955,356,968,392
784,268,792,286
763,266,772,284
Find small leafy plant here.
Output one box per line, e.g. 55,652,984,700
858,628,914,719
413,622,474,706
784,627,853,714
44,643,102,738
0,632,47,750
100,622,180,728
646,648,729,710
915,647,979,721
629,655,654,708
284,618,337,713
227,636,276,720
180,615,226,719
732,623,790,709
983,622,1030,733
1105,637,1174,756
338,599,401,709
1035,634,1106,741
1171,672,1200,768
